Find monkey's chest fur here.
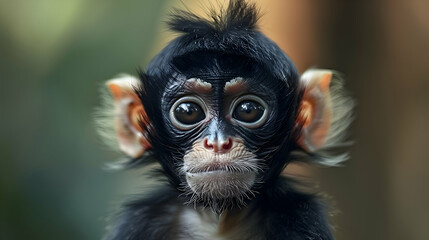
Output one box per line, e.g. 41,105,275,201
176,205,262,240
106,180,333,240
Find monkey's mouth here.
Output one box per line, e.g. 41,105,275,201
184,163,256,199
185,163,252,174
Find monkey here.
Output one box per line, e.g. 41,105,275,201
95,0,354,239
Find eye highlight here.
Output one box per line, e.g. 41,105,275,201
170,96,207,130
231,95,268,128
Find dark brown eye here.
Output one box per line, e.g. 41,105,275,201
174,102,206,125
230,95,268,128
169,96,208,130
233,100,265,123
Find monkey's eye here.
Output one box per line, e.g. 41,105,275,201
174,102,205,124
170,96,207,130
231,95,268,128
233,101,264,122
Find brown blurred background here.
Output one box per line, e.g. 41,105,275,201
1,0,428,239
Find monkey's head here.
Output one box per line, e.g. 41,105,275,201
98,0,353,211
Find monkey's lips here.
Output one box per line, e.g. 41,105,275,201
185,165,256,199
185,163,254,174
186,169,255,178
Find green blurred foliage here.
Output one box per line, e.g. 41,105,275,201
0,0,169,239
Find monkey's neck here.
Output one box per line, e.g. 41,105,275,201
195,206,253,236
217,209,242,234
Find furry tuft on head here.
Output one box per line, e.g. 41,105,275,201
147,0,296,90
168,0,259,35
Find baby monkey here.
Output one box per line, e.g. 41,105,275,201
97,0,353,239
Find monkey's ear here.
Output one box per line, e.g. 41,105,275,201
297,69,333,152
105,75,151,158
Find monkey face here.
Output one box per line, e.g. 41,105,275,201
135,53,297,207
167,84,269,202
116,52,300,210
159,65,290,204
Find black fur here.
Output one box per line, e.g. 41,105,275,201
106,178,333,240
106,0,336,239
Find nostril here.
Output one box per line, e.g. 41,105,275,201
222,138,233,151
204,138,214,150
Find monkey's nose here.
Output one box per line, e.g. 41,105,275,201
203,137,233,153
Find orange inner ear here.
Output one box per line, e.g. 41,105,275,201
129,103,144,132
108,83,124,100
128,100,152,149
296,70,333,151
319,73,332,92
109,81,152,150
109,81,147,133
297,99,314,128
106,76,153,156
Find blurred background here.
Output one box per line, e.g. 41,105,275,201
1,0,428,239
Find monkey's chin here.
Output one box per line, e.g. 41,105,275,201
185,171,256,200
